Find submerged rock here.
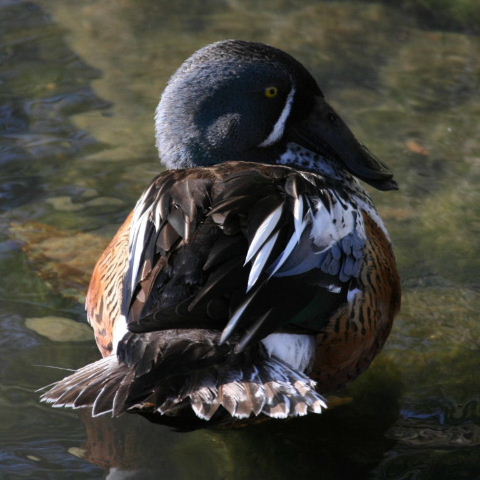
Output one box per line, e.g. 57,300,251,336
25,316,92,342
84,196,124,208
10,221,108,302
45,196,84,212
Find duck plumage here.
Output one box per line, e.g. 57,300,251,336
41,40,400,426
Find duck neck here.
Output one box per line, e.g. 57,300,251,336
276,142,357,186
275,142,388,236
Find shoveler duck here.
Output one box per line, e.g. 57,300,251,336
41,40,400,425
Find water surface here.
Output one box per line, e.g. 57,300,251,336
1,0,479,478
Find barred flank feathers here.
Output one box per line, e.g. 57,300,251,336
40,352,327,421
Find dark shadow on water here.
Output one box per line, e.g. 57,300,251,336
76,361,403,479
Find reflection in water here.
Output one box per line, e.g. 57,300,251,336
1,0,480,478
78,363,401,479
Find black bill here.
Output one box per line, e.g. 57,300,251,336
288,96,398,191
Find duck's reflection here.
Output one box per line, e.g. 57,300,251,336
77,362,402,479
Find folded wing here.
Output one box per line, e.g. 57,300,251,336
122,162,367,353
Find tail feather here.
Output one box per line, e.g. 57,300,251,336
92,379,122,416
191,397,221,420
41,357,126,411
112,371,136,416
40,355,326,423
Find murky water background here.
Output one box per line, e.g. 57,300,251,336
1,0,479,478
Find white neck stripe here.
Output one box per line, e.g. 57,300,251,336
258,86,296,147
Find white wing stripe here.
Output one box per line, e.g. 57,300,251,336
220,292,257,344
269,221,307,277
244,205,283,265
247,231,280,292
293,195,304,244
153,202,162,230
129,207,152,292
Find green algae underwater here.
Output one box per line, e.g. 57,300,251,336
1,0,479,478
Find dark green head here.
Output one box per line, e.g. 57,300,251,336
155,40,397,191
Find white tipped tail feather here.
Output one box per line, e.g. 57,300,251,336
40,346,327,421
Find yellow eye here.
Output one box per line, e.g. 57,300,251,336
264,86,278,98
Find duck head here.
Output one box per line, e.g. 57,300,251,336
155,40,397,191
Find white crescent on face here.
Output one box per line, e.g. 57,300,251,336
258,86,296,148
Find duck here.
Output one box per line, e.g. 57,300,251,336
41,40,401,426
